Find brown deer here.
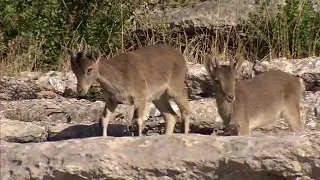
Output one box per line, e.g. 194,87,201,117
204,56,305,135
68,44,191,137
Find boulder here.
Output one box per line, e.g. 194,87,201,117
19,71,78,95
1,90,319,142
137,0,286,28
0,76,42,101
1,57,319,102
0,97,223,142
1,133,320,179
0,118,47,143
303,91,320,130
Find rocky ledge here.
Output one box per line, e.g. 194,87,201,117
1,133,320,180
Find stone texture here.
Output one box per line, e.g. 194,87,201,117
0,97,223,142
1,57,318,102
1,133,320,180
138,0,286,28
136,0,320,29
0,76,43,101
0,118,47,143
303,91,320,130
1,90,319,142
19,71,77,94
2,98,103,123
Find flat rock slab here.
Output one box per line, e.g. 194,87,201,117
1,133,320,179
0,118,47,143
1,57,319,102
0,98,222,142
1,90,319,143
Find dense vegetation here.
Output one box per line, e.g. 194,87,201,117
0,0,319,75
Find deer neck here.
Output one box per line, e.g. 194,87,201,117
215,96,234,124
96,63,122,99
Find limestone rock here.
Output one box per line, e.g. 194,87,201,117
1,90,319,142
1,57,318,101
0,76,42,100
1,133,320,179
19,71,77,94
0,97,223,142
0,118,47,143
303,91,320,130
140,0,286,28
2,98,105,123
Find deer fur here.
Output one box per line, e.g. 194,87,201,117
68,44,191,137
204,56,305,135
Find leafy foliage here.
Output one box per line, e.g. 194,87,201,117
0,0,319,75
248,0,320,59
0,0,133,68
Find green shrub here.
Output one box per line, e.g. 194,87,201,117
1,0,319,75
0,0,133,71
248,0,320,59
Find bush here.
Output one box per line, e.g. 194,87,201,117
1,0,319,76
248,0,320,59
0,0,133,74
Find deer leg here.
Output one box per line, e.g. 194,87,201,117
133,98,147,136
172,90,191,134
282,103,304,133
153,98,178,135
100,99,118,137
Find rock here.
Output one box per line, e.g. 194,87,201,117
0,76,43,100
47,122,132,141
1,57,319,101
1,57,319,142
138,0,286,29
1,90,319,143
303,91,320,130
0,118,133,143
0,118,47,143
0,97,223,141
1,133,320,179
189,98,223,133
186,62,213,98
19,71,77,94
1,98,104,123
253,57,320,91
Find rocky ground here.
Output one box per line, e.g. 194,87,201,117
1,57,320,179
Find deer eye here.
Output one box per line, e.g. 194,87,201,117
214,79,221,86
87,67,93,74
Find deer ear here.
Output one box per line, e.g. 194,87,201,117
91,50,101,63
93,50,101,62
87,50,101,63
61,45,76,60
204,55,219,77
68,49,76,59
234,57,245,70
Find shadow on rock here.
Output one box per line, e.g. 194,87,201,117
47,123,133,141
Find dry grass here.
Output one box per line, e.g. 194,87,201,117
0,36,44,76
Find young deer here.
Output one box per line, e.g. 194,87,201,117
204,57,305,135
68,44,191,137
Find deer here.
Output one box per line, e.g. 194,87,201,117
67,44,191,137
204,56,305,135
